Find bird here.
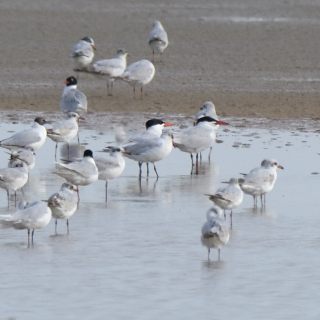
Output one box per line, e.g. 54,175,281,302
121,60,155,99
201,206,230,261
90,49,129,96
71,36,96,71
94,147,126,202
172,116,228,167
205,178,244,227
148,20,169,62
60,76,87,115
47,183,78,233
0,160,29,206
194,101,220,161
46,112,84,160
0,117,47,151
238,159,284,207
122,132,173,178
0,200,52,243
55,149,99,200
8,146,36,172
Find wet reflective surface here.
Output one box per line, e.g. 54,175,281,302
0,115,320,319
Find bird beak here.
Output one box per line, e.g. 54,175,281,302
164,122,174,127
79,117,85,121
63,81,68,85
277,165,284,170
215,121,229,125
221,181,229,184
92,45,97,51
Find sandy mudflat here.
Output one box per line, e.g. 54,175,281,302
0,0,320,119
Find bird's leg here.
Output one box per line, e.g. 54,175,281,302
55,142,58,161
133,87,136,99
66,219,69,234
55,219,58,234
28,229,30,243
208,146,212,162
138,162,142,178
260,194,263,207
152,50,155,62
195,154,199,175
160,52,163,63
190,153,194,166
7,190,9,208
224,210,226,220
199,152,202,162
218,249,221,261
67,143,70,160
146,163,149,176
230,211,233,229
21,187,25,196
14,191,17,207
140,87,143,100
31,229,35,243
153,163,159,178
208,248,210,260
105,181,108,203
263,194,266,207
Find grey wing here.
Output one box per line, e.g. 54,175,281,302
60,90,87,113
93,59,124,76
123,138,162,155
243,169,270,187
95,155,120,171
0,129,41,147
149,28,168,44
72,42,92,58
123,61,151,81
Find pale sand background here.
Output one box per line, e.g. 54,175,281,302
1,0,320,119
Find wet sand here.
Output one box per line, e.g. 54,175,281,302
1,0,320,119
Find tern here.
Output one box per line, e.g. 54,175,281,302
71,36,96,71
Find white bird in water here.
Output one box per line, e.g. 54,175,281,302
239,159,284,207
122,132,173,178
148,20,169,62
60,76,87,116
91,49,129,96
0,117,47,151
95,147,126,202
46,112,84,160
47,183,78,233
8,146,36,172
0,200,52,243
201,206,230,261
121,59,155,99
172,116,228,169
55,149,99,200
206,178,244,227
0,160,29,206
71,36,96,71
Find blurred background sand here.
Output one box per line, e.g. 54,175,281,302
0,0,319,119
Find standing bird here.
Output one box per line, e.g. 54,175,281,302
172,116,228,167
0,160,29,207
239,159,284,207
60,76,87,115
205,178,244,227
121,60,155,99
91,49,129,96
94,147,126,202
148,20,169,62
0,200,52,243
55,149,99,200
122,132,173,178
0,117,47,151
46,112,84,160
8,146,36,172
71,36,96,71
201,206,230,261
47,183,78,233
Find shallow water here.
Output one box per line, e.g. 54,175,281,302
0,115,319,319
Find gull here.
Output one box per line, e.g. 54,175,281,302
60,76,87,115
148,20,169,62
55,149,99,199
239,159,284,207
8,146,36,172
194,101,220,161
0,200,52,243
122,132,173,178
47,183,78,233
91,49,129,96
172,116,228,167
46,112,84,160
71,36,96,71
0,117,47,151
121,59,155,99
205,178,244,227
127,119,174,175
201,206,230,261
95,147,126,202
0,160,29,206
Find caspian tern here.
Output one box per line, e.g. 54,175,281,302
172,116,228,166
95,147,126,202
148,20,169,62
46,112,84,160
238,159,284,207
0,117,47,151
60,76,87,115
121,59,155,99
0,200,52,243
91,49,129,96
47,183,78,233
201,206,230,261
206,178,243,227
71,36,96,71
